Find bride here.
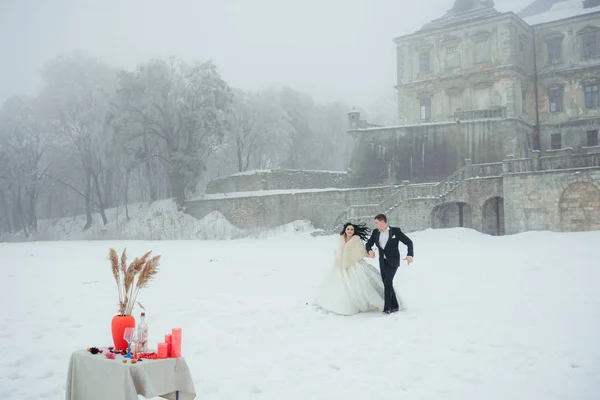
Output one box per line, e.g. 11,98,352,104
313,222,404,316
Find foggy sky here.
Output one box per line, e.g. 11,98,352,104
1,0,527,110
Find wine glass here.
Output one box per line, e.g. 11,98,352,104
123,327,136,359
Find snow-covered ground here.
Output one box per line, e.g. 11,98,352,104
1,227,600,399
224,169,347,178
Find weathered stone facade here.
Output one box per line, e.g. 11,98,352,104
348,0,600,187
534,10,600,152
394,12,534,123
205,169,349,194
348,118,531,185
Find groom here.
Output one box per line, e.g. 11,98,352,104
365,214,414,314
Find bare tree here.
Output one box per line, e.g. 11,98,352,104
40,51,118,229
117,57,232,209
0,96,50,235
225,88,293,172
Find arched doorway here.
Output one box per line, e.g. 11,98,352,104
482,196,505,236
559,182,600,232
432,202,473,229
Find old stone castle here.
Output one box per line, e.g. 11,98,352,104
348,0,600,185
187,0,600,235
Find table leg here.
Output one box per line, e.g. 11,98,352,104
176,390,179,400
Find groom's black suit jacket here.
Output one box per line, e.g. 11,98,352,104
365,227,414,268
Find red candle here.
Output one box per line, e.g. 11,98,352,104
157,343,168,359
172,328,182,358
165,334,172,357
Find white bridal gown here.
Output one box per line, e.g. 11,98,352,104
313,235,404,315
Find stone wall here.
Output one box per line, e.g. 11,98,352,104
382,177,504,233
186,160,599,235
503,168,600,234
348,118,532,186
186,186,400,230
206,169,348,194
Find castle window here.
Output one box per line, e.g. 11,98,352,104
549,88,563,112
546,37,562,63
447,88,463,115
585,84,599,108
419,51,430,73
587,130,599,147
474,40,490,64
420,98,431,120
473,82,491,109
522,88,527,114
582,32,599,59
446,46,460,68
551,133,562,150
472,31,491,64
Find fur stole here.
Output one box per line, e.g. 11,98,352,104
334,235,368,268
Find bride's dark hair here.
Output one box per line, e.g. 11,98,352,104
340,222,371,242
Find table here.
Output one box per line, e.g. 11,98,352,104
65,347,196,400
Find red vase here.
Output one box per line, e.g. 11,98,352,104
111,315,136,351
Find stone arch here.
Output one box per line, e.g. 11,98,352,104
432,202,473,229
482,196,505,236
559,182,600,232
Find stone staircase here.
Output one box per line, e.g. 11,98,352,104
331,160,503,232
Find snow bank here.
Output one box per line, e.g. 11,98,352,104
0,199,316,242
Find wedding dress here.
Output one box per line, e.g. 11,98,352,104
313,235,404,315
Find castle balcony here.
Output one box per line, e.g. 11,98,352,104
452,107,507,121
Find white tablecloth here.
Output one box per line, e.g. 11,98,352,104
65,347,196,400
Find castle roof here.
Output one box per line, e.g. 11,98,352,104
418,0,500,32
518,0,564,18
521,0,600,25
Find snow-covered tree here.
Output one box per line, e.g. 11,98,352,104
225,88,293,173
0,96,50,235
117,57,232,208
39,51,119,229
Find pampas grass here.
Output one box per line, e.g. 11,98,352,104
109,248,160,316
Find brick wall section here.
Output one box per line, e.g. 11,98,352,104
206,170,349,194
503,168,600,234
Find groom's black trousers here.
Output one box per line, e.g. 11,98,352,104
380,259,399,311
